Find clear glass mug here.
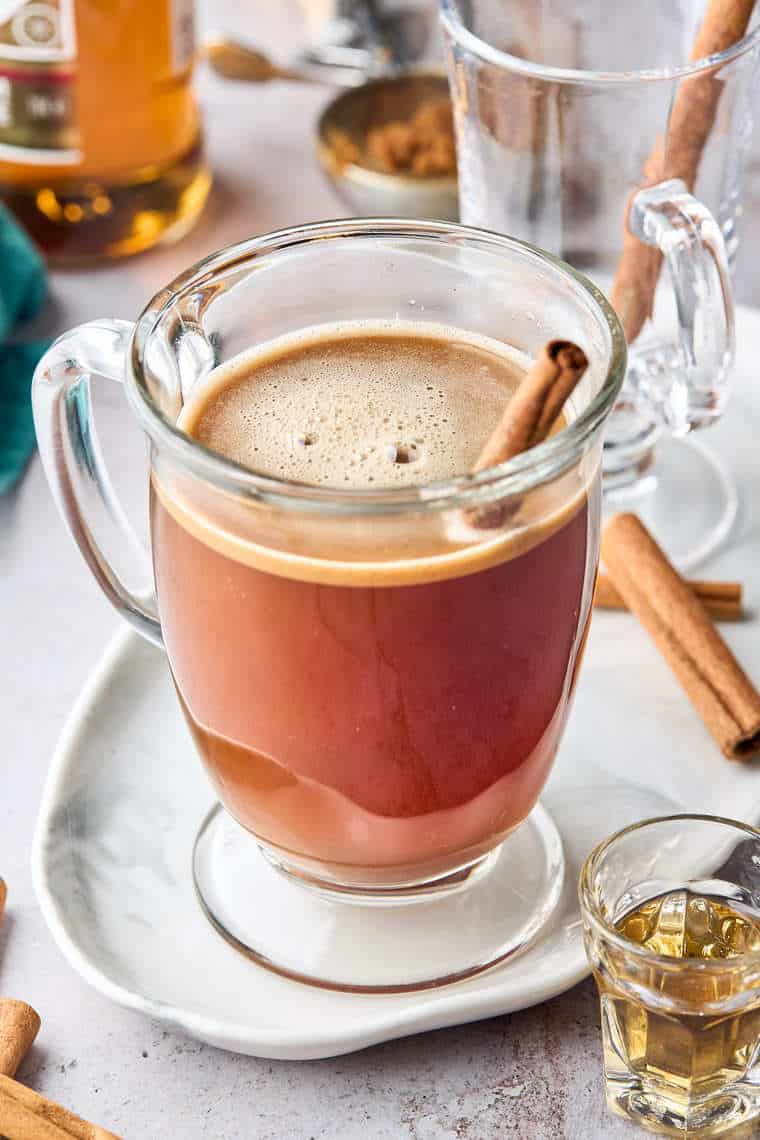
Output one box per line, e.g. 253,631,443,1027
440,0,760,568
33,219,625,991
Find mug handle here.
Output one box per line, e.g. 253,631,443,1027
32,319,164,649
626,177,735,434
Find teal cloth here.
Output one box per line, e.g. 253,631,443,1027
0,202,49,493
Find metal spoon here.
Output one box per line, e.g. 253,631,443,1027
204,37,374,87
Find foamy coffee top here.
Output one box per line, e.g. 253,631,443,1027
155,322,590,586
179,322,526,488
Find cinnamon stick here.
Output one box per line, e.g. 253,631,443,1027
594,572,743,621
0,877,6,926
610,0,756,343
601,513,760,760
467,339,588,529
472,340,589,473
0,1075,120,1140
0,1000,41,1077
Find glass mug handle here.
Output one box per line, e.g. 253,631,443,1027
626,177,735,433
31,319,164,648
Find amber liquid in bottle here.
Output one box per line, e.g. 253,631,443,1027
0,0,211,261
601,890,760,1107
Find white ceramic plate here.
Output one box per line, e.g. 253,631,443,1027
32,317,760,1061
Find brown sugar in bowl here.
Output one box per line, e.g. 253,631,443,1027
317,72,459,221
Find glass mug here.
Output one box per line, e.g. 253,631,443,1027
33,219,625,991
440,0,760,569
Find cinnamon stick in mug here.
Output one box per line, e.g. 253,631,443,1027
601,513,760,759
468,339,588,528
471,340,588,473
610,0,756,343
594,572,744,621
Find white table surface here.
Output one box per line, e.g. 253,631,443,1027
4,6,760,1138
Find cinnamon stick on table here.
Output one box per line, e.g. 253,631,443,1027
594,573,743,621
0,883,41,1083
610,0,757,343
0,1074,120,1140
0,1000,41,1078
0,880,118,1138
601,513,760,760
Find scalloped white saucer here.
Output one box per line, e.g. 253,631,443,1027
32,323,760,1060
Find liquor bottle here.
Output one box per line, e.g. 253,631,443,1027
0,0,211,261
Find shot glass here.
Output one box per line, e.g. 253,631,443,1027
580,814,760,1136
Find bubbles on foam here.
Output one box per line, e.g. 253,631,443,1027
184,322,527,489
387,441,422,465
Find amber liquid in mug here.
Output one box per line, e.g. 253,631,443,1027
151,324,592,886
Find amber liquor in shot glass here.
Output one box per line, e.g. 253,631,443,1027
580,814,760,1137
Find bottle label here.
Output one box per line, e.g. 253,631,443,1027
0,0,80,164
